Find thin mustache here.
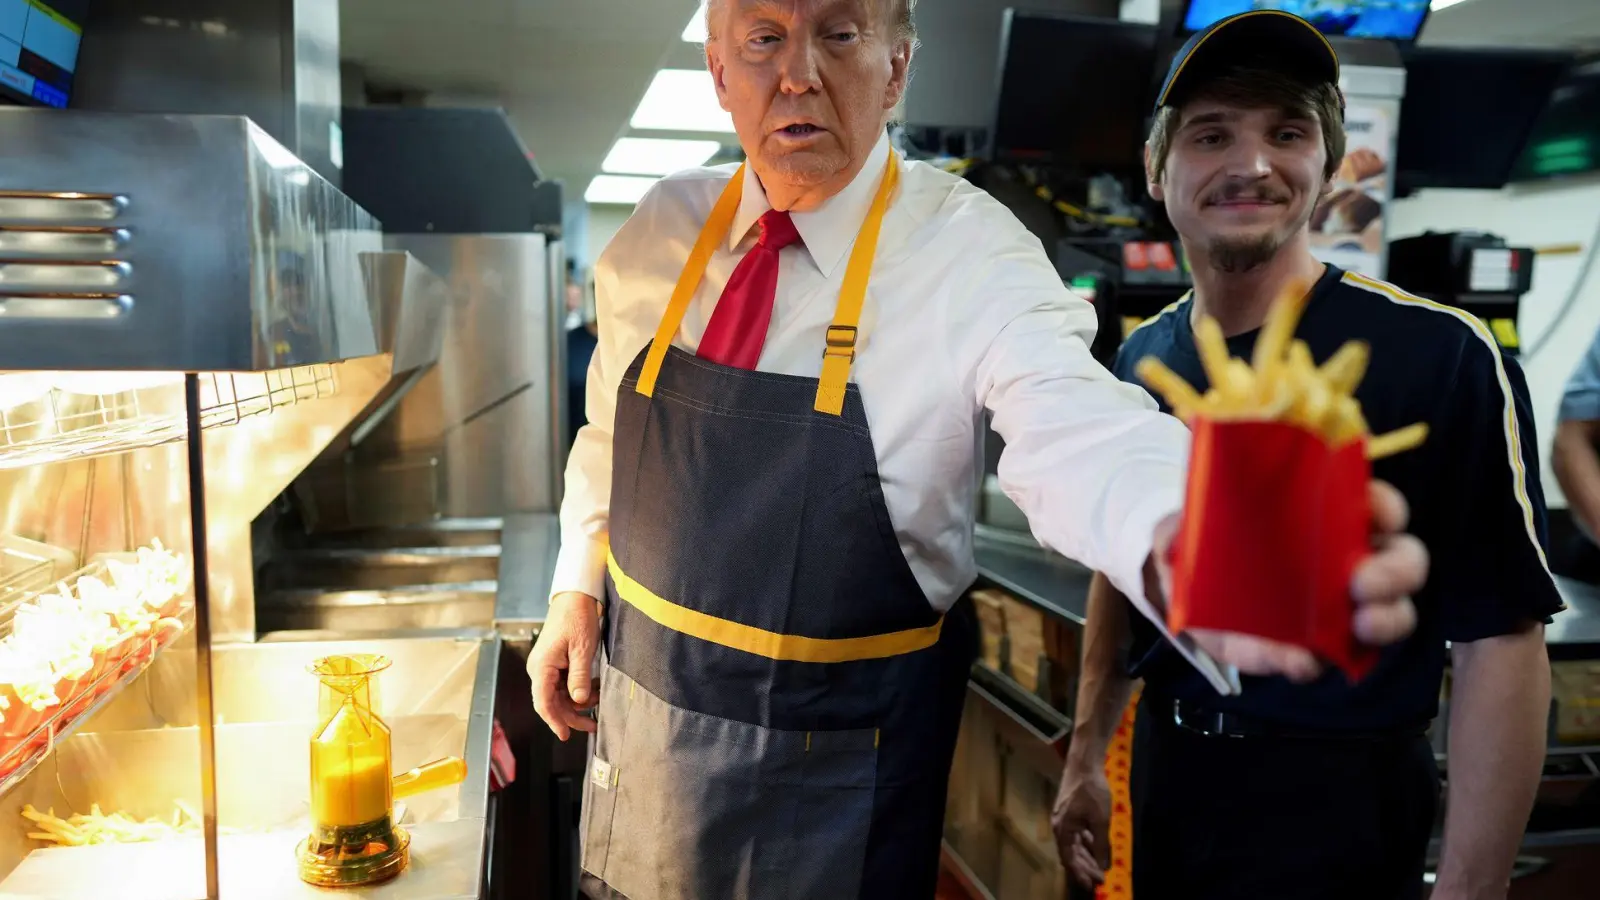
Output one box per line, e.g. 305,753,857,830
1207,190,1288,205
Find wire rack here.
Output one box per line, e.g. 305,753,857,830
0,364,338,471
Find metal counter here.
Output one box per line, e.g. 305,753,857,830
975,526,1600,652
0,633,504,900
494,513,560,640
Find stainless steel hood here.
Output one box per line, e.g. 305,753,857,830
0,110,380,371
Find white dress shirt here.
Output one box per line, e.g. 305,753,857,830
555,134,1235,693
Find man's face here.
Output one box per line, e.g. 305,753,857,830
707,0,910,204
1151,99,1331,273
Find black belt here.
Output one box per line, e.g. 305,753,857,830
1167,698,1428,742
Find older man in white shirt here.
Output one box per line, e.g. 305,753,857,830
531,2,1428,898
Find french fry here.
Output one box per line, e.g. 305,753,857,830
1318,341,1370,396
1252,279,1311,386
1194,316,1235,396
1136,294,1426,459
1367,423,1429,460
1136,358,1204,421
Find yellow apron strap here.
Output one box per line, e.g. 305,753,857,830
635,164,747,398
814,155,899,416
1097,685,1141,899
634,151,901,414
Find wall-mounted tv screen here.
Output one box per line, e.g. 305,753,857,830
0,0,88,108
1511,61,1600,183
1396,47,1573,194
991,11,1160,175
1182,1,1430,42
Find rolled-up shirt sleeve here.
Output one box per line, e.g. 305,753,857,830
949,236,1239,695
1559,323,1600,423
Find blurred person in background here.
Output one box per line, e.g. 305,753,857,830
1053,12,1562,900
566,259,598,446
532,3,1428,898
1550,321,1600,580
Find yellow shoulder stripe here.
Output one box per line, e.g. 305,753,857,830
606,552,944,663
1341,272,1549,573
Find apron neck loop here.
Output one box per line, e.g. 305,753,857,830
633,153,902,418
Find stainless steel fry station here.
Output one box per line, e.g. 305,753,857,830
0,1,573,898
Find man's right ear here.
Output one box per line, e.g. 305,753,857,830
1144,143,1164,201
706,46,731,112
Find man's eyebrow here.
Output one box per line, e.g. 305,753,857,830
1179,110,1234,128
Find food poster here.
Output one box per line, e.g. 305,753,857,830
1309,100,1392,279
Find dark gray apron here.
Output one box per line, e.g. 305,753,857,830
578,156,976,900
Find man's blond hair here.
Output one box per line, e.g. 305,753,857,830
1146,67,1346,184
704,0,918,46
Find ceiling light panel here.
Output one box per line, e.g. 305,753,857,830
630,69,735,133
586,175,661,205
603,137,721,176
683,2,708,42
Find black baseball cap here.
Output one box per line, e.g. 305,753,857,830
1155,11,1342,115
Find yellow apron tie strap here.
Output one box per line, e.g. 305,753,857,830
1097,686,1141,899
635,164,747,398
814,156,899,415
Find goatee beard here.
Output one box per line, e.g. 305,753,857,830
1207,234,1281,273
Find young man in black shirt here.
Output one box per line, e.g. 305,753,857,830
1052,12,1565,900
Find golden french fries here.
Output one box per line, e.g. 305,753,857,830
1136,282,1426,461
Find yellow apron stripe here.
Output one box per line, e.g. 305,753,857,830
1097,686,1140,900
1342,272,1549,572
607,552,943,663
636,165,747,399
814,154,900,415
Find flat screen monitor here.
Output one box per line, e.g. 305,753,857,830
990,11,1160,175
0,0,88,108
1510,61,1600,183
1182,1,1430,42
1394,47,1573,194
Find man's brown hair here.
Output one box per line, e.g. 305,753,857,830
1145,67,1346,184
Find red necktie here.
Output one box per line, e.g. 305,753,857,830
697,209,803,369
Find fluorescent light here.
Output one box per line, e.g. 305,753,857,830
586,175,660,205
683,1,708,42
630,69,735,133
1429,0,1474,9
603,137,721,176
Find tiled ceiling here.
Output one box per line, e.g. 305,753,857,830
338,0,1600,205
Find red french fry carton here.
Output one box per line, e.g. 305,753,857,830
1165,417,1379,682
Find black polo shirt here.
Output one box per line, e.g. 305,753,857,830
1114,263,1566,732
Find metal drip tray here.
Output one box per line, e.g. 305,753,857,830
258,585,498,635
265,545,501,591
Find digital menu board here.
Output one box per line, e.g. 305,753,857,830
0,0,88,109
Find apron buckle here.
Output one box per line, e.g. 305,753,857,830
824,325,858,360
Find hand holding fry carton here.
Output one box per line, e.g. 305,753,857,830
1138,286,1428,682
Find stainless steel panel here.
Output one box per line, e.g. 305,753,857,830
494,512,559,638
73,0,345,186
0,111,380,371
351,233,562,518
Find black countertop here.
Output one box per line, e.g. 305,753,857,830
973,530,1600,657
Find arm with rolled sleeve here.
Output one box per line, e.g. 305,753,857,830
951,239,1237,695
1552,323,1600,541
1432,340,1564,899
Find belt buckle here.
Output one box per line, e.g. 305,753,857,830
1173,700,1236,738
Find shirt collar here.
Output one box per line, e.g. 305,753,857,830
727,132,894,278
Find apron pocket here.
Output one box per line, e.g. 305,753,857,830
582,663,878,900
